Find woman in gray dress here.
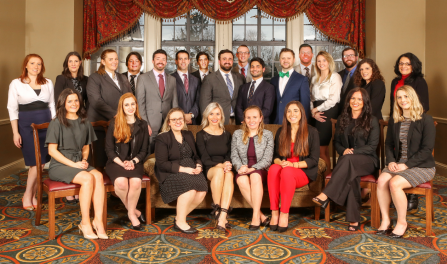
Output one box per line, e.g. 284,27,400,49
377,85,436,238
46,88,107,240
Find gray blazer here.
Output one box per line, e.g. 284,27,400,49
232,64,252,83
231,129,274,171
199,69,246,124
171,72,200,124
86,72,132,122
136,70,178,134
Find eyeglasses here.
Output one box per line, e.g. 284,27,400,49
170,118,184,123
399,62,411,67
237,52,250,55
343,54,356,59
300,52,312,56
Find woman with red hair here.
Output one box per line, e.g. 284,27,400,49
7,54,55,211
105,93,149,230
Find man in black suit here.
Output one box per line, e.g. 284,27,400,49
191,51,212,85
236,57,275,124
338,47,359,112
171,50,200,125
200,49,246,125
122,51,143,95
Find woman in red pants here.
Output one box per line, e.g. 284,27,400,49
268,101,320,232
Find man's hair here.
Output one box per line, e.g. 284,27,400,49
125,52,143,66
279,48,295,58
237,45,249,52
152,49,167,60
299,44,313,53
175,50,189,60
218,49,234,60
341,47,358,57
196,51,209,62
250,57,265,68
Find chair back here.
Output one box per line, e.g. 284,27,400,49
31,122,50,193
90,121,110,168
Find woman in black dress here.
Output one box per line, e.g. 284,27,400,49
46,88,107,239
196,102,233,231
313,88,379,231
105,93,149,230
155,108,208,234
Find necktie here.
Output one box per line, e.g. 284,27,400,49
342,71,351,95
202,73,207,81
241,67,246,77
305,67,311,85
248,81,256,104
225,74,234,113
279,71,290,78
183,74,189,94
130,75,136,94
158,74,165,98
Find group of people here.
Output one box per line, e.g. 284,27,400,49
7,43,435,239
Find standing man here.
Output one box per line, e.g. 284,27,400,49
172,50,200,125
232,45,252,82
136,49,178,153
293,44,315,86
191,51,212,85
338,47,359,112
122,52,143,95
271,48,310,124
200,49,245,125
236,57,275,124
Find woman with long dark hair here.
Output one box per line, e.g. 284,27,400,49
268,101,320,232
7,54,55,211
313,88,380,231
105,93,149,230
46,88,107,239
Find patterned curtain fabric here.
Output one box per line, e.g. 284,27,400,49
83,0,365,59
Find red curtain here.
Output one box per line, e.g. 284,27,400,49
83,0,365,59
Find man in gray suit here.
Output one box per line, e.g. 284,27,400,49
136,49,178,153
232,45,252,82
293,44,315,87
200,49,246,125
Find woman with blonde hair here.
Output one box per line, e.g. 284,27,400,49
154,108,208,233
105,93,149,230
376,85,435,238
196,103,234,231
310,51,343,175
231,105,274,230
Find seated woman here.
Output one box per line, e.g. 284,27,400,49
231,105,274,230
196,103,234,231
155,108,208,234
376,85,435,238
313,88,379,231
268,101,320,232
46,88,107,239
105,93,149,230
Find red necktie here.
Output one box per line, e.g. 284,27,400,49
241,67,246,77
183,74,189,94
158,74,165,98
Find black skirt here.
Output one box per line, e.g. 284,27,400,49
311,101,339,146
105,162,144,184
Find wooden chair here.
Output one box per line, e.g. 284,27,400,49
379,120,437,236
90,121,152,226
324,119,380,228
32,122,81,240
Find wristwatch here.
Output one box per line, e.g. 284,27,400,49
132,160,137,164
190,113,194,118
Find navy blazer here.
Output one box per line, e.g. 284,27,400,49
236,79,276,124
171,72,200,125
271,71,310,124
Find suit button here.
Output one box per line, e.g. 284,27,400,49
160,112,162,113
280,101,282,103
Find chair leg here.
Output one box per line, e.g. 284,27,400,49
314,206,320,220
426,190,433,236
48,192,56,240
145,185,151,224
370,183,380,229
35,189,43,226
325,202,331,222
103,190,108,231
151,207,155,222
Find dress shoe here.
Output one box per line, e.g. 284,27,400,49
407,194,419,211
78,224,98,240
389,227,407,239
312,197,330,209
376,224,392,235
347,224,360,231
270,224,278,231
173,219,198,234
65,197,77,204
137,213,146,224
129,217,142,230
22,198,34,211
92,222,109,239
278,225,288,233
261,217,271,227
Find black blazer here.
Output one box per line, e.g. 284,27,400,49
171,72,200,124
338,68,356,114
390,76,429,115
334,116,380,168
236,80,276,124
154,130,202,183
273,126,320,181
362,79,386,120
86,72,132,123
191,70,202,85
54,75,88,107
105,117,149,164
385,114,435,168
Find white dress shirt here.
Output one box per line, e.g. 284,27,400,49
279,69,295,96
310,72,342,112
153,69,166,86
106,71,120,89
199,69,209,81
127,72,140,86
177,70,189,85
247,77,263,97
219,69,235,116
7,78,56,120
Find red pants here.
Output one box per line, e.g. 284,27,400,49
268,164,309,213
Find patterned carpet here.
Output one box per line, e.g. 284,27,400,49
1,170,447,263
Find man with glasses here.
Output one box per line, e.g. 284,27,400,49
338,47,359,113
192,51,212,85
293,44,315,87
232,45,252,82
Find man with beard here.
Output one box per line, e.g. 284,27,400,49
172,50,200,125
200,49,245,125
122,52,143,95
293,44,315,87
271,48,310,124
191,51,212,85
236,57,275,124
137,49,178,153
338,47,359,113
232,45,252,82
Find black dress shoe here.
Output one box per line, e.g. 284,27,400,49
407,194,419,211
138,213,146,224
65,198,77,204
376,224,392,235
261,217,271,227
270,225,278,231
278,225,288,233
312,197,330,209
389,228,407,239
173,219,198,234
249,224,260,230
129,217,142,230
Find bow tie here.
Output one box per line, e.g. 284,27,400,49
279,71,290,78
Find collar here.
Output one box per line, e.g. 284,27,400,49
177,70,189,77
153,69,165,78
238,63,249,71
106,70,117,81
347,65,358,75
252,77,263,86
281,68,295,75
128,72,140,78
199,69,209,75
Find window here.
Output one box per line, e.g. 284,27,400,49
89,15,145,75
232,6,286,80
303,14,349,72
161,10,215,74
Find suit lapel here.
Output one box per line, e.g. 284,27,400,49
103,73,121,93
149,71,162,99
216,71,232,98
173,72,187,95
231,72,241,100
283,71,297,96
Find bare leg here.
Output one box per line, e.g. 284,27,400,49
320,146,331,176
127,178,142,226
250,173,265,225
279,212,289,227
389,176,412,235
271,210,279,226
218,172,234,226
315,192,328,201
176,190,196,230
114,177,129,209
72,171,94,236
23,166,38,208
89,170,106,235
377,172,393,230
237,176,253,207
208,167,224,207
186,191,207,216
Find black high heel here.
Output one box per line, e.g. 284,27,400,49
312,197,330,209
347,224,360,232
376,224,392,235
137,212,146,224
278,225,288,233
211,203,220,220
129,216,142,230
215,208,231,231
389,227,407,239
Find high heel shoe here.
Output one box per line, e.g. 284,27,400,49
78,224,98,240
173,218,198,234
278,225,288,233
376,224,392,235
347,224,360,232
22,198,34,211
389,227,408,239
215,208,231,231
312,197,330,209
137,212,146,224
128,216,142,231
261,217,271,227
270,224,278,231
92,222,109,239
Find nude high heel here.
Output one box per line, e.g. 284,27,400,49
78,224,98,240
92,222,109,239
